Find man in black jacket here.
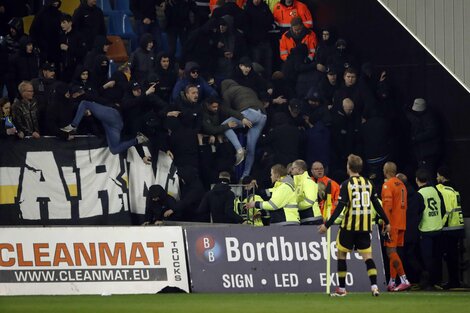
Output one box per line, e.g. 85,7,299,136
72,0,106,52
198,171,245,224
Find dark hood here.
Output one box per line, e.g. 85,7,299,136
148,185,167,201
155,52,173,72
139,33,154,50
19,36,33,54
183,61,200,77
8,17,24,36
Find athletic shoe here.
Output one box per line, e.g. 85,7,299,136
235,148,245,166
60,124,77,133
387,284,396,292
372,287,380,296
394,283,411,292
136,132,149,144
331,288,347,297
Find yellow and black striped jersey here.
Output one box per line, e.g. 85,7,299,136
325,176,389,231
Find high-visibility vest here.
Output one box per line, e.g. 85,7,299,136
273,1,313,30
279,28,317,61
436,184,464,231
418,186,443,232
258,176,300,225
294,171,322,224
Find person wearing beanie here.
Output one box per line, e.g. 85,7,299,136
406,98,442,173
197,171,245,224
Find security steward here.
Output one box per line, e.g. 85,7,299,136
415,168,446,290
245,164,299,225
436,166,465,289
291,159,323,225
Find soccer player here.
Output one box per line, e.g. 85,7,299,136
382,162,411,291
319,154,390,297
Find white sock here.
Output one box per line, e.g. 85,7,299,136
400,275,409,284
388,278,395,286
371,284,378,291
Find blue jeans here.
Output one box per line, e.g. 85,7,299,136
223,108,267,177
72,101,137,155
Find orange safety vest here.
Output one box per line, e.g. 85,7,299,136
273,1,313,29
279,28,317,61
210,0,246,13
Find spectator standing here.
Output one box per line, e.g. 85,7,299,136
198,171,245,224
129,33,157,85
29,0,62,65
245,0,274,78
72,0,106,53
59,13,86,82
130,0,164,53
406,98,443,175
11,81,39,139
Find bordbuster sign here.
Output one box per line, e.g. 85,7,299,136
0,227,189,295
185,226,385,293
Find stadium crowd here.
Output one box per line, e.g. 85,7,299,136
0,0,465,292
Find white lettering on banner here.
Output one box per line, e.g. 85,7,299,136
319,272,354,286
0,242,165,267
0,227,189,295
21,152,71,219
274,273,298,287
222,274,254,288
0,145,183,221
126,147,155,215
76,148,127,218
225,236,362,262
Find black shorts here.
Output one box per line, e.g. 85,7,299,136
336,228,372,253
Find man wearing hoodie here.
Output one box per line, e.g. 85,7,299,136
29,0,62,64
198,171,245,224
171,61,217,102
72,0,106,52
220,79,267,178
143,185,177,225
129,33,157,84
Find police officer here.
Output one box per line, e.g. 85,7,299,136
245,164,299,225
291,159,323,225
436,166,465,289
415,168,446,290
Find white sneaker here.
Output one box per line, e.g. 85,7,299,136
235,149,245,166
136,132,149,144
60,124,77,133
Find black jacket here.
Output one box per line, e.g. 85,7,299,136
72,2,106,51
145,185,178,223
244,0,274,44
198,182,244,224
